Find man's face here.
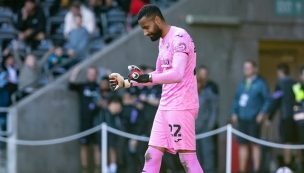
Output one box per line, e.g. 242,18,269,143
71,7,80,16
5,56,14,66
243,62,256,78
99,79,109,90
197,68,208,81
25,1,35,12
138,16,162,41
86,68,97,82
277,70,284,79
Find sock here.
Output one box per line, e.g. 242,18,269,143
142,147,164,173
179,152,204,173
109,163,117,173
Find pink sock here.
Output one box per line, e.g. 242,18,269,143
142,147,164,173
179,152,204,173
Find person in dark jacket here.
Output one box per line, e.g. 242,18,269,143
292,66,304,167
16,0,46,48
121,90,145,173
196,65,219,173
103,95,124,173
69,66,100,173
269,63,297,167
231,60,271,173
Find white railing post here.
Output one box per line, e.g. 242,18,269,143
101,123,108,173
226,124,232,173
7,107,17,173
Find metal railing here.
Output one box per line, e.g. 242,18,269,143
1,122,304,173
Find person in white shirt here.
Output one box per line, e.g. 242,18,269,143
64,1,96,37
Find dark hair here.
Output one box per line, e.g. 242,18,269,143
277,63,290,75
25,0,36,4
108,95,123,105
71,1,81,9
244,59,258,68
101,75,109,80
137,4,165,21
198,65,208,70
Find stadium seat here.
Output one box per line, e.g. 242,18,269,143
104,8,127,42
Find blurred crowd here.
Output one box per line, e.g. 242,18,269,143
0,0,177,105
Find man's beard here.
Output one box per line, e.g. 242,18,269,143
149,26,162,41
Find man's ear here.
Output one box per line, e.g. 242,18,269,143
154,16,162,26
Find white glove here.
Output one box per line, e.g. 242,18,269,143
109,73,131,91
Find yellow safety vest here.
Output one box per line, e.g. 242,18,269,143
292,83,304,102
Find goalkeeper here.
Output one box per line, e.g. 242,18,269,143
109,4,204,173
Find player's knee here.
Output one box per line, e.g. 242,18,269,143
144,147,164,163
144,151,153,162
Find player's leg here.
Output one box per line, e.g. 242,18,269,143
167,109,204,173
142,145,165,173
178,150,203,173
142,109,168,173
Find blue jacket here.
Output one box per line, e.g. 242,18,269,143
232,76,271,121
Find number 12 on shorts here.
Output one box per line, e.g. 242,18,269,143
169,124,182,142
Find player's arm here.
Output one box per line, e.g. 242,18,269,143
150,53,187,84
133,41,188,84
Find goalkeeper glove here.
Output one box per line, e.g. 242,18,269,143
109,73,131,91
128,65,152,83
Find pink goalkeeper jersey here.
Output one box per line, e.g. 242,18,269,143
152,26,199,110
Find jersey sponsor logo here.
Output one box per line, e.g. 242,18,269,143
161,59,171,68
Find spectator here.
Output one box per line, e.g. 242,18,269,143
46,46,69,76
292,66,304,167
0,67,9,150
18,53,49,96
2,54,19,88
97,76,112,110
103,95,124,173
16,0,46,48
68,66,100,173
87,0,106,16
138,65,161,136
196,65,219,173
268,63,297,168
121,90,145,173
231,60,271,173
64,1,96,37
65,14,90,59
0,55,18,150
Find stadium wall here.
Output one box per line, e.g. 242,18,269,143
7,0,304,172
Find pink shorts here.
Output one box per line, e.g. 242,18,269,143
148,109,198,154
